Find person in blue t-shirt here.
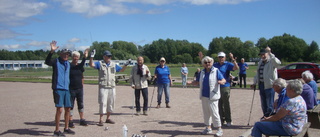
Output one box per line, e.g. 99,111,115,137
238,58,249,88
199,51,239,127
272,78,289,113
154,57,173,108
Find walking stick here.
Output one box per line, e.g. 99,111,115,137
247,85,256,126
149,84,156,111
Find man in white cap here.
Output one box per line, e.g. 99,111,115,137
89,50,129,126
214,51,238,127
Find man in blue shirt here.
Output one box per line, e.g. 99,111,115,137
89,50,128,126
213,52,239,127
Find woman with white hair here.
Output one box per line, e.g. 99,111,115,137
69,49,89,128
302,70,318,105
251,79,307,137
188,56,226,137
272,78,289,111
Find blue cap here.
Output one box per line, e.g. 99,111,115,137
61,49,71,55
103,50,112,56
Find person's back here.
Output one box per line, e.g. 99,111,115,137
300,84,316,110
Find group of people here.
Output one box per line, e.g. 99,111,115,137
46,40,317,137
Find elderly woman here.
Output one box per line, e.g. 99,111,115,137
188,56,226,137
272,78,289,111
302,70,318,105
154,57,172,108
251,79,307,137
180,63,188,88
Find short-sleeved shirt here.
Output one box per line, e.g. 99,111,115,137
238,62,248,74
155,65,171,84
213,61,234,87
280,96,307,135
94,61,122,72
198,68,224,98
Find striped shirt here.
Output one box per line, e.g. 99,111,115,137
259,61,265,82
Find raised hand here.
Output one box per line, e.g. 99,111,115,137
265,46,271,53
50,40,59,52
84,48,89,58
90,49,96,58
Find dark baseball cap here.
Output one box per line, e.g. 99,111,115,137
61,49,71,55
259,49,266,55
103,50,112,56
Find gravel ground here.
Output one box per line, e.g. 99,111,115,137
0,82,318,137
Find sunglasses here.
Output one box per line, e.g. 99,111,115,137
107,55,112,58
218,56,224,58
160,60,165,62
204,62,211,64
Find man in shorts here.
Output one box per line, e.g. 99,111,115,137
45,40,75,136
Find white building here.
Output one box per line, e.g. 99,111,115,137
0,60,137,70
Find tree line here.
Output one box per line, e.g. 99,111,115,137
1,33,319,63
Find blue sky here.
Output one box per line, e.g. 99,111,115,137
0,0,319,52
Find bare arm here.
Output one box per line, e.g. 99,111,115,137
229,53,239,70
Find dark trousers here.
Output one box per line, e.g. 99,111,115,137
239,74,247,88
70,88,84,111
135,88,148,112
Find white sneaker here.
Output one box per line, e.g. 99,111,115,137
201,127,212,135
226,122,232,127
215,129,223,137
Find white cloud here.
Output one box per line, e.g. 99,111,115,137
0,44,23,50
0,29,22,40
181,0,256,5
68,38,81,43
0,0,47,26
27,41,49,47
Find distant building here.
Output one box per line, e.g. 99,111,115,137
0,60,137,70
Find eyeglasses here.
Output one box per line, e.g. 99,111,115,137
204,62,211,64
107,55,112,58
218,56,224,58
160,60,165,62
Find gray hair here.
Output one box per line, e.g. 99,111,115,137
72,51,80,57
287,79,303,95
201,56,214,65
302,70,314,80
273,78,287,89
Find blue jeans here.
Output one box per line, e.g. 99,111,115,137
259,82,275,117
251,121,289,137
181,75,187,86
157,83,170,104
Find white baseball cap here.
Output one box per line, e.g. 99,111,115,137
217,52,226,57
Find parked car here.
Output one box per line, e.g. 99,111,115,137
277,62,320,81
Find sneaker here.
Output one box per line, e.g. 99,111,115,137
226,122,232,127
69,120,75,128
215,129,223,137
201,127,212,135
63,128,75,135
80,119,88,126
105,119,115,124
143,111,148,116
97,121,104,126
135,111,141,116
53,131,65,137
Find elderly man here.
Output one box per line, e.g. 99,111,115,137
89,50,128,126
45,41,75,136
130,56,151,115
252,46,281,117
